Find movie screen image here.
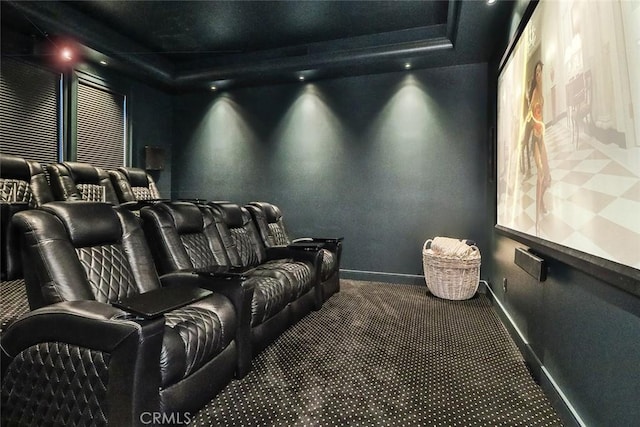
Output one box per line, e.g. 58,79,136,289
497,0,640,269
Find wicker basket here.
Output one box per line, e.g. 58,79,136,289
422,239,481,300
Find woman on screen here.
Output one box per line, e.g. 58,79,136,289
525,60,551,233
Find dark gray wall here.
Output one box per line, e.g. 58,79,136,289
127,80,173,196
490,234,640,426
172,64,490,279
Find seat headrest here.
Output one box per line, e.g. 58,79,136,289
264,204,282,223
0,155,30,180
118,167,149,187
164,202,204,234
214,203,246,228
41,202,122,247
63,162,100,183
251,202,282,223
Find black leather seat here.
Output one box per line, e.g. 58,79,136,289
247,201,342,301
0,154,55,332
208,202,323,323
48,161,120,204
109,167,162,203
140,201,322,359
4,202,245,423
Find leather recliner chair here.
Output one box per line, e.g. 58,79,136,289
140,201,322,360
247,201,343,302
0,154,55,332
48,161,120,204
207,202,323,324
3,202,248,424
109,167,162,203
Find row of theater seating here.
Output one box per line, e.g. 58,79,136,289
0,154,342,426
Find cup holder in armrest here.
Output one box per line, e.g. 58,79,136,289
112,286,212,319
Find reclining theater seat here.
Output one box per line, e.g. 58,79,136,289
48,161,120,204
5,202,240,421
208,203,323,321
0,154,55,332
140,201,321,358
109,167,162,203
247,201,342,301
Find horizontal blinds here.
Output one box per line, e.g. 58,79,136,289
76,82,125,169
0,58,59,164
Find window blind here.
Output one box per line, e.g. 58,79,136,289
76,81,125,169
0,58,60,163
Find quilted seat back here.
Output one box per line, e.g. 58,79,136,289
48,162,120,204
209,203,267,268
109,167,161,203
140,202,230,275
246,202,290,247
13,202,161,309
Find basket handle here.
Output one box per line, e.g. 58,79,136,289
423,239,433,251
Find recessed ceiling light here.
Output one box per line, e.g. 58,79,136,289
299,76,305,81
210,85,217,91
99,60,108,66
404,63,412,70
487,0,497,5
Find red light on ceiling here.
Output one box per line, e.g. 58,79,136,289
47,37,82,68
61,47,74,61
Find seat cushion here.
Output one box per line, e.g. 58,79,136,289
255,260,314,299
245,275,292,327
159,294,236,387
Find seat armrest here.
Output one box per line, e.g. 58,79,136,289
112,286,213,319
287,241,326,250
1,300,154,357
266,245,323,264
120,200,171,211
160,270,255,293
292,237,343,251
292,237,343,243
1,300,164,427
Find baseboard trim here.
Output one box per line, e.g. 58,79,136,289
483,281,585,427
340,270,488,294
340,269,425,285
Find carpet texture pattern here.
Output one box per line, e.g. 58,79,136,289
191,280,562,426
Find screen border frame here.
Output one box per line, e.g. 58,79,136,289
495,0,640,297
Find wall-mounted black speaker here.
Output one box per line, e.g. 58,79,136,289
145,146,165,171
514,247,547,281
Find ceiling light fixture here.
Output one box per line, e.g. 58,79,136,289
487,0,497,5
61,47,73,62
299,76,305,81
404,63,412,70
210,85,217,91
99,60,108,66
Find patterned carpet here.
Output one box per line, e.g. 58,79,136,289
191,280,562,426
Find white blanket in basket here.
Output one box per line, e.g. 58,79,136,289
431,236,477,258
